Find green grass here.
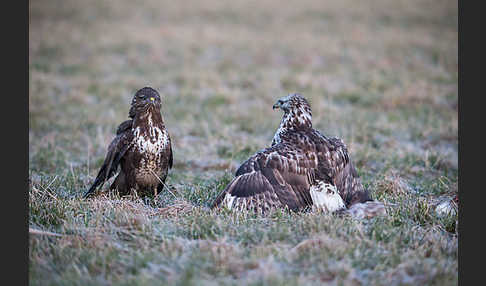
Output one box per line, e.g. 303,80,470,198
29,0,457,285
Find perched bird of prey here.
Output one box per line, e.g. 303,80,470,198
211,93,373,214
84,87,173,198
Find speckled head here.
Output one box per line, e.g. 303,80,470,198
272,94,311,114
273,93,312,130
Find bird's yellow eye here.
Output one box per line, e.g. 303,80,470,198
150,97,155,101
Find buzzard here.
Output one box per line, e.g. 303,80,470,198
83,87,173,198
211,93,372,214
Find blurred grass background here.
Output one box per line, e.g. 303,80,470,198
29,0,457,285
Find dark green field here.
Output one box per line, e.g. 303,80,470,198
29,0,458,285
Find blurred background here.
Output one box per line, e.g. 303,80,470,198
29,0,457,181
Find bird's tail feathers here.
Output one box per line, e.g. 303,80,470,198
83,166,110,199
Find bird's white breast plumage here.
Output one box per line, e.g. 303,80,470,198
133,114,169,154
132,114,170,186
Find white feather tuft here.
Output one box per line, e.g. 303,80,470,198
223,194,236,209
310,182,345,214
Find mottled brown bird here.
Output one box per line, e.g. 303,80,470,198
211,93,372,214
84,87,173,198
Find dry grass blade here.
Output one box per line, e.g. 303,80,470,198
149,169,177,199
29,228,63,237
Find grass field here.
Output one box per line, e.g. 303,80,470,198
29,0,458,285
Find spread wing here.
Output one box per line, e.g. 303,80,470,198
211,131,332,212
211,130,368,212
83,120,134,198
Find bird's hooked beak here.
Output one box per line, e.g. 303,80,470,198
272,101,281,110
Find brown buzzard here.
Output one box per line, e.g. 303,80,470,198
211,93,372,214
84,87,173,198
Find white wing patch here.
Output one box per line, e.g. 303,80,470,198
310,181,345,214
223,193,236,210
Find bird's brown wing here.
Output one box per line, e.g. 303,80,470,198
211,141,323,212
211,129,372,212
312,132,371,206
83,121,134,198
116,119,133,134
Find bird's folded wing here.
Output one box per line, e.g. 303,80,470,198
116,119,133,135
83,125,134,198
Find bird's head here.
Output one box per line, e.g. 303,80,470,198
272,93,313,131
129,87,162,117
272,93,312,115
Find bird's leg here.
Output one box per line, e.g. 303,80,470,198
131,188,139,199
153,186,159,206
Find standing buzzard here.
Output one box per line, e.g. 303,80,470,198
84,87,173,198
211,93,372,214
